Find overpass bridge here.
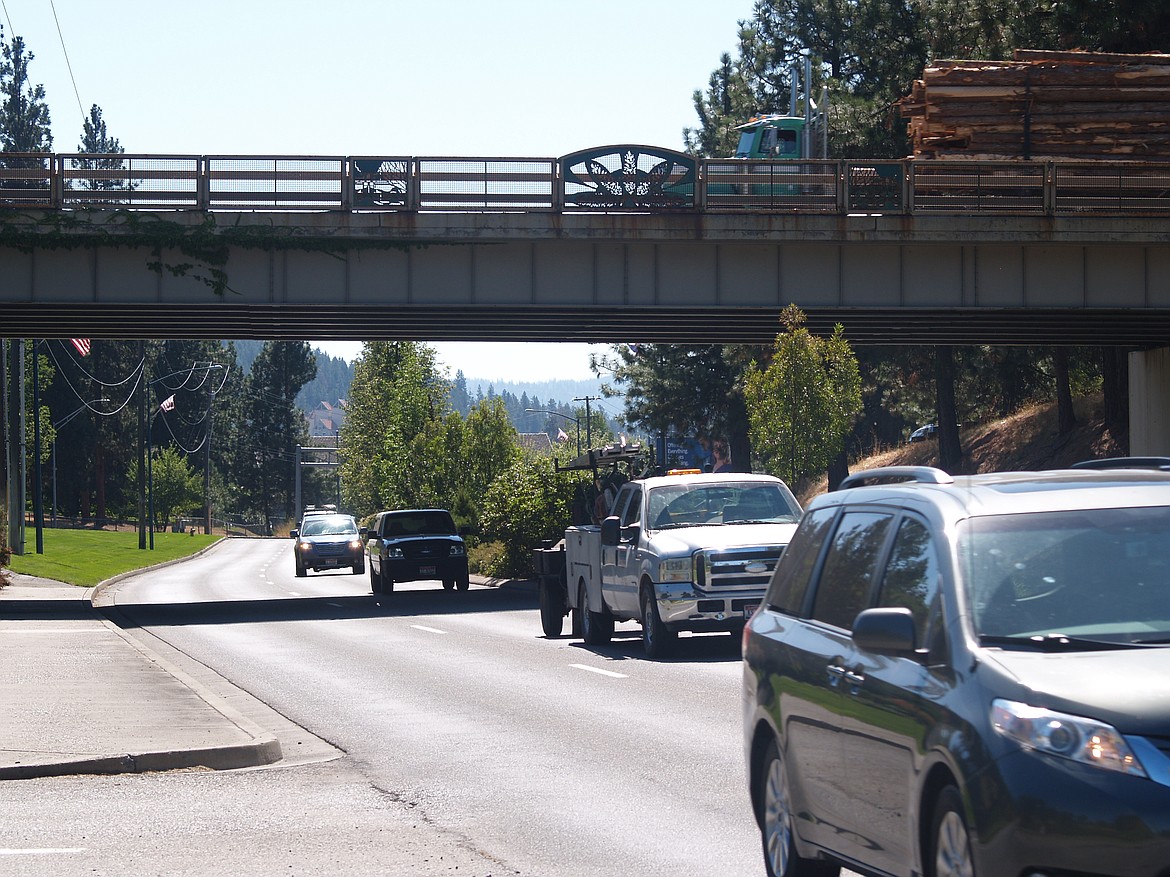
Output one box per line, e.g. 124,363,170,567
2,145,1170,447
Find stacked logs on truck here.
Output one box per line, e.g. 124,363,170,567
898,49,1170,161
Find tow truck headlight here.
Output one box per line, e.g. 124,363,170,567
659,557,691,583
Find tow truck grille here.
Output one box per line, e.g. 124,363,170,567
701,545,784,590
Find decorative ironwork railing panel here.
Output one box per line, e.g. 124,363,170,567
562,146,695,209
1,151,1169,216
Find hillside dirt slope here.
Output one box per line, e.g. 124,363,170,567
798,394,1127,503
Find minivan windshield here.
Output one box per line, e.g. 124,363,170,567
958,506,1170,645
647,482,800,530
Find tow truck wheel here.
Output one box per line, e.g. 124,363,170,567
581,582,613,646
539,580,565,637
641,586,676,659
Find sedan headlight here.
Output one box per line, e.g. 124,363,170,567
992,699,1148,778
659,557,691,583
449,542,466,557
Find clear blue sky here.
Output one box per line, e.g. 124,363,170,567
4,0,753,379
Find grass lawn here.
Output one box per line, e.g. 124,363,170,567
3,529,223,588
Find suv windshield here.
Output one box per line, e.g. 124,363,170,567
647,482,800,529
959,506,1170,644
301,515,357,537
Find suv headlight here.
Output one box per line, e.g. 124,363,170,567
298,541,311,552
388,546,405,559
992,699,1148,778
449,542,466,557
659,557,691,583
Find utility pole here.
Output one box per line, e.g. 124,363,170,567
574,395,600,449
137,343,147,550
5,340,27,555
205,386,215,535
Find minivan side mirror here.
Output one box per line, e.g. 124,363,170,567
852,607,917,655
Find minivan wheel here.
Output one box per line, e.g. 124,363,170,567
930,786,975,877
640,587,676,659
759,739,839,877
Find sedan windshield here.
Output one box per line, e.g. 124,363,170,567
647,482,800,529
301,515,357,537
958,506,1170,645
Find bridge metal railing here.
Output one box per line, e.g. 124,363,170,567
1,152,1169,216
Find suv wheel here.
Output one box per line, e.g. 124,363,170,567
456,575,470,592
930,786,975,877
580,581,613,645
641,587,676,659
442,579,455,590
759,739,839,877
381,567,395,594
370,564,381,594
295,559,306,578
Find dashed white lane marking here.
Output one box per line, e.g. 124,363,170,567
411,624,448,635
0,848,86,855
569,663,628,678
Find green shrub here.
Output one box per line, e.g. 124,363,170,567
468,540,508,577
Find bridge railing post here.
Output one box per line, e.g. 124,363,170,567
197,156,210,210
51,155,64,208
342,158,354,212
1044,161,1056,215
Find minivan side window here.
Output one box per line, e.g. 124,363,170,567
876,517,941,648
811,511,895,630
765,507,838,616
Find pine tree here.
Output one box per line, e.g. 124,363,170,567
0,31,52,152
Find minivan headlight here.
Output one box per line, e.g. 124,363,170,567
991,699,1148,778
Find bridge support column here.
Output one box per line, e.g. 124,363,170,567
1129,347,1170,457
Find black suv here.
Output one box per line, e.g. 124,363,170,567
365,508,469,595
743,465,1170,877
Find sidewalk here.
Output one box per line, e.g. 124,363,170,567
0,573,282,780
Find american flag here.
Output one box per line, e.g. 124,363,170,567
556,428,569,443
70,338,91,356
159,395,175,412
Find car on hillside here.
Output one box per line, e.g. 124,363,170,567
742,464,1170,877
908,422,938,442
365,508,468,595
292,512,364,577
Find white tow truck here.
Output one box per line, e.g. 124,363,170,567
534,448,803,658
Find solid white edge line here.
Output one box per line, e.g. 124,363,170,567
569,663,628,678
410,624,448,635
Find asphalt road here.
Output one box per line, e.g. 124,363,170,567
9,538,776,877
